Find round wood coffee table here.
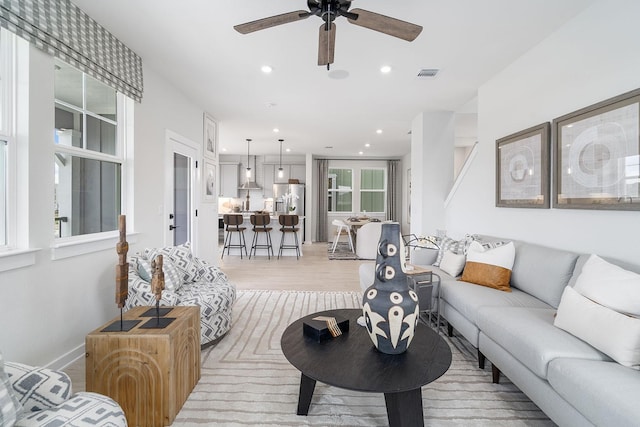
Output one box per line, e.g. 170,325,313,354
281,308,452,427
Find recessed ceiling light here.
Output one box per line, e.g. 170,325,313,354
273,128,279,133
376,129,383,134
261,65,273,74
358,151,364,155
365,143,371,148
380,65,392,74
286,148,291,152
222,147,227,152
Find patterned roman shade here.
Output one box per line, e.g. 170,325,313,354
0,0,143,101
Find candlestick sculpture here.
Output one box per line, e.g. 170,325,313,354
141,254,175,329
102,215,141,332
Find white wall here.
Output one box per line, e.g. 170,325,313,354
446,0,640,264
0,47,216,366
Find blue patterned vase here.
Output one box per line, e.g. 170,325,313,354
362,222,419,354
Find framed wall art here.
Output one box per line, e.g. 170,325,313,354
496,122,550,208
203,113,218,159
203,160,217,202
552,88,640,210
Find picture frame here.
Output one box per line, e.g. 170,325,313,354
203,113,217,159
552,88,640,210
203,160,217,202
496,122,550,208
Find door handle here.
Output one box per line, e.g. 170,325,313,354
169,225,179,230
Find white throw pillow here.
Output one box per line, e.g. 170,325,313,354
554,286,640,370
574,254,640,317
439,250,466,277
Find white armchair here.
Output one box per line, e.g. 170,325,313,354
355,222,384,259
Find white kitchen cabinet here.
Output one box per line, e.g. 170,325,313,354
290,164,306,183
262,164,275,198
219,163,238,197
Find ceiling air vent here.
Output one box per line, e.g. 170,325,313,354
417,68,439,78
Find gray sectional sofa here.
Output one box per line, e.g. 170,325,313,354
362,236,640,427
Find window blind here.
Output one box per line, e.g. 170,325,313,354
0,0,143,101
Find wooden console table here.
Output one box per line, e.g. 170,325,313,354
86,306,201,427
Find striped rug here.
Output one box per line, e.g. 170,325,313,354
173,290,554,426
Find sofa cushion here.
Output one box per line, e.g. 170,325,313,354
477,306,610,379
460,241,515,292
136,258,183,292
441,279,550,329
554,286,640,369
510,241,578,308
548,358,640,427
573,254,640,317
0,353,22,427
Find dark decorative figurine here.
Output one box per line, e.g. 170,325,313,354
362,222,419,354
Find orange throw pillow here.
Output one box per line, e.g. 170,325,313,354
461,261,512,292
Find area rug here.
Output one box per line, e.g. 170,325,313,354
172,290,553,426
327,242,359,260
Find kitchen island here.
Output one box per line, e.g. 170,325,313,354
220,213,304,257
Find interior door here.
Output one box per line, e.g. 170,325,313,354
165,131,198,248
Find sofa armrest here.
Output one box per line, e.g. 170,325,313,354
196,259,230,285
4,362,72,412
410,247,438,266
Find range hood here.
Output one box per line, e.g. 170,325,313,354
238,155,262,190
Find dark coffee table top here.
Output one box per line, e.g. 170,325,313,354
281,308,452,394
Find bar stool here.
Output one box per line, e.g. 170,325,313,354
278,214,301,259
221,214,247,259
331,219,354,253
249,214,274,259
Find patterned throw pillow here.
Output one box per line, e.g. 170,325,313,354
0,353,23,427
162,260,183,292
144,243,198,282
137,257,183,292
433,236,473,267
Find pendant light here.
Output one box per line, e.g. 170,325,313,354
278,139,284,178
245,139,252,179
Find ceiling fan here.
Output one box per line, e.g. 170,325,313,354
234,0,423,69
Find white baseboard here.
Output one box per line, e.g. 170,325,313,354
46,343,85,371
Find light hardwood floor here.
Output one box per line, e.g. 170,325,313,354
65,242,366,392
220,241,363,292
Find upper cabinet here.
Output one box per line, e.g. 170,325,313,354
274,164,305,184
219,163,238,197
262,164,275,198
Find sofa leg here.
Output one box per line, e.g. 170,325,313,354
478,350,485,369
492,364,501,384
447,323,453,337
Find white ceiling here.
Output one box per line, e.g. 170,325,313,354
71,0,595,157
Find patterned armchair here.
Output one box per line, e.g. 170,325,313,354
0,352,126,427
125,243,236,346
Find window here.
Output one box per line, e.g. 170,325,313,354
0,140,6,246
54,60,122,238
0,28,13,249
360,169,386,213
328,168,353,212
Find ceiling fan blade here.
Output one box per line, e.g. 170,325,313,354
347,8,422,42
234,10,309,34
318,23,336,66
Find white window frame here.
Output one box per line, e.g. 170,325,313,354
359,167,387,215
0,29,38,272
328,167,354,213
51,62,135,260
